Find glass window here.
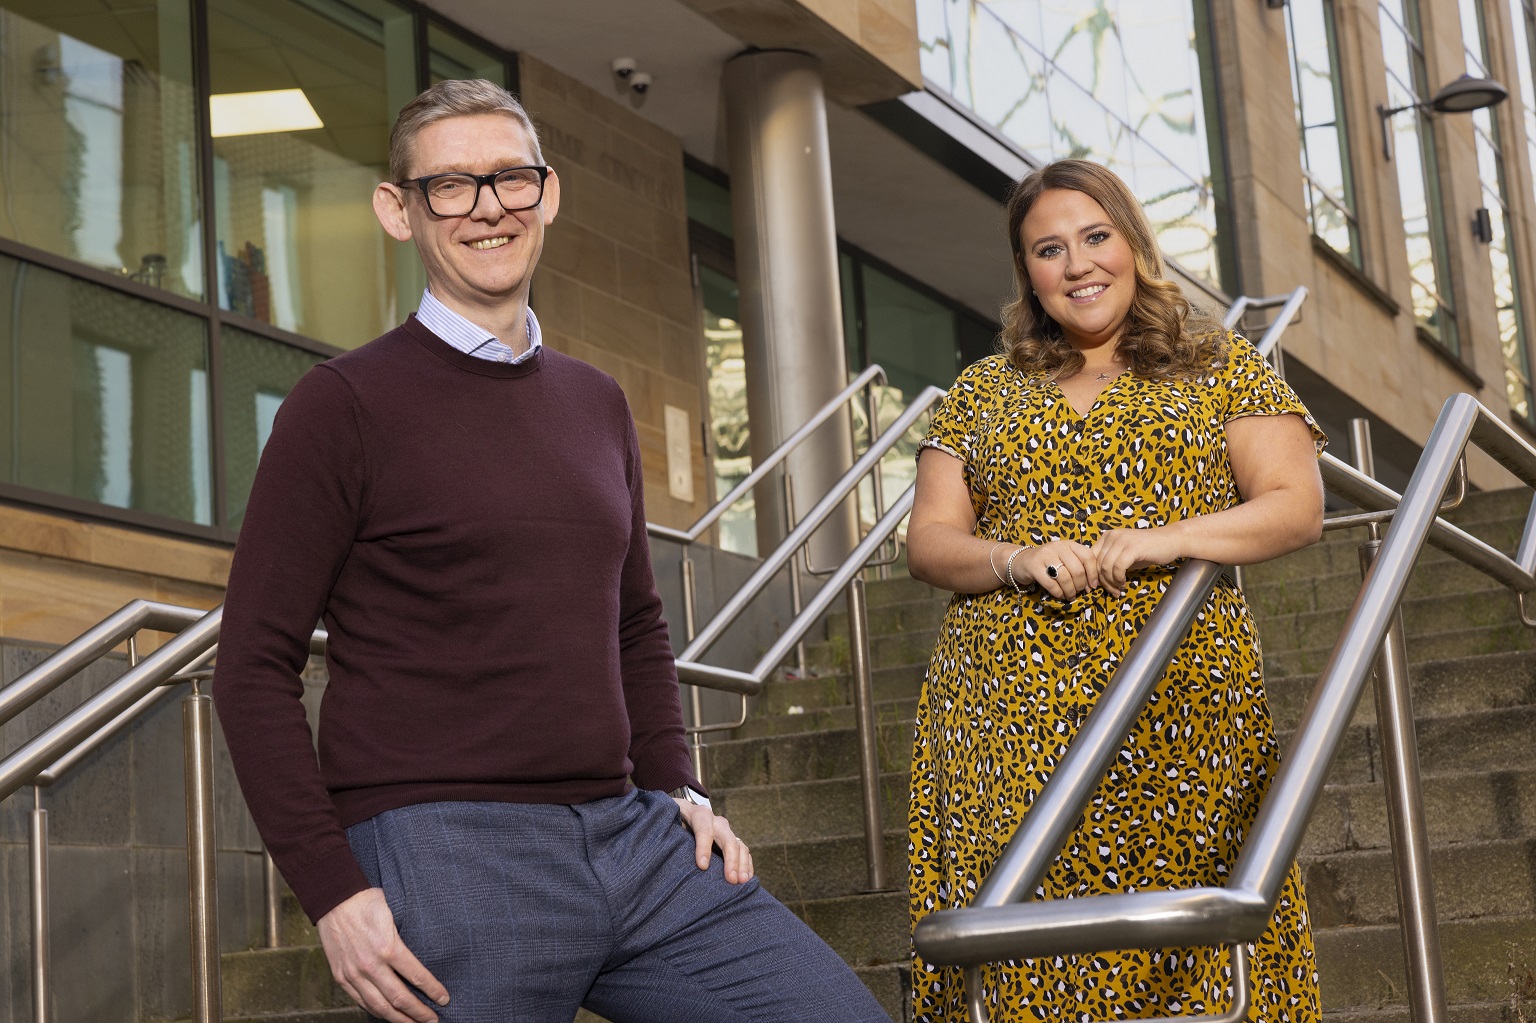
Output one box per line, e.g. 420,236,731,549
428,24,508,86
0,0,202,299
208,0,416,349
849,259,961,536
1287,0,1361,265
221,325,325,527
918,0,1233,292
685,167,733,239
1460,0,1532,420
0,251,211,523
1379,0,1459,354
1508,0,1536,418
699,264,754,556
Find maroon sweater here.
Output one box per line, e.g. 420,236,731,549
213,317,699,923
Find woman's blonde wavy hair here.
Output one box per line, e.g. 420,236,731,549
1001,159,1225,380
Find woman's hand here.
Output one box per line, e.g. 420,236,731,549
1092,526,1185,596
1012,540,1099,600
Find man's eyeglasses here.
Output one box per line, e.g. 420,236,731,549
398,166,550,218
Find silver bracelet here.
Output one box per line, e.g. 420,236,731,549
987,542,1007,586
1004,546,1027,591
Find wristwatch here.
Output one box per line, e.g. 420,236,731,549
670,785,712,812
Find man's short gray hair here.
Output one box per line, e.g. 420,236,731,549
389,78,544,183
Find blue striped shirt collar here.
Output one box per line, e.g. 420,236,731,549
415,288,542,365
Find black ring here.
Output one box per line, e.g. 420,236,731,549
1046,564,1059,579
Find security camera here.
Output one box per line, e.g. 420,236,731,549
611,57,637,80
629,71,653,95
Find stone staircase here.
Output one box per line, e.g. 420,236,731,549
198,487,1536,1023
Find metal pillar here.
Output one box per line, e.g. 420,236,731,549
183,687,222,1023
723,49,858,567
1349,418,1449,1023
29,787,49,1023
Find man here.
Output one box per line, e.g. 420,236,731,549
214,79,887,1023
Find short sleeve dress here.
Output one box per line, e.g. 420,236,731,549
908,336,1326,1023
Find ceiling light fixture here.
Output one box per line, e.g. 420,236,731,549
209,89,324,138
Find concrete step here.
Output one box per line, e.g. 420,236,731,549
753,662,927,720
219,1011,365,1023
864,576,947,608
804,627,941,673
794,890,909,968
1314,913,1536,1008
1283,705,1536,786
1245,560,1514,621
710,718,916,789
1301,769,1536,857
753,830,909,905
1258,585,1529,659
799,897,1536,1012
1264,622,1536,677
821,596,950,644
853,963,907,1023
732,696,920,740
1304,837,1536,927
220,945,350,1018
715,771,912,846
1267,650,1536,733
1323,1002,1516,1023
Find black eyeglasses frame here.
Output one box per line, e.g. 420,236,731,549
397,165,551,217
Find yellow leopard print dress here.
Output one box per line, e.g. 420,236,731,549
909,337,1324,1022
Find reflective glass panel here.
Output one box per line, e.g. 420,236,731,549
918,0,1229,291
1287,0,1360,265
860,263,958,530
222,326,325,527
209,0,416,349
0,251,211,522
685,168,734,239
699,264,754,557
1461,0,1532,420
428,24,507,86
1379,0,1459,353
0,0,202,298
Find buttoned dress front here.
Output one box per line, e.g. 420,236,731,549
908,337,1325,1022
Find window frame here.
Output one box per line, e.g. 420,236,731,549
1286,0,1363,267
0,0,518,543
1379,0,1462,356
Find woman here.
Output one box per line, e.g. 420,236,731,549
906,159,1325,1022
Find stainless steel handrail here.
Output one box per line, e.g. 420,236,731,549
666,386,946,890
677,387,946,671
0,605,328,1023
1222,287,1307,357
646,363,889,773
645,363,888,546
914,391,1536,1023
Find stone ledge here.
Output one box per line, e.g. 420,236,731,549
0,502,231,589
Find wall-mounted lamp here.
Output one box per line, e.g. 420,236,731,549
1472,207,1494,244
1377,74,1509,160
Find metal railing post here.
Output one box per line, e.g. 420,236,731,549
183,684,222,1023
845,576,889,891
783,475,808,676
29,786,49,1023
1349,418,1449,1023
681,549,708,785
263,848,282,949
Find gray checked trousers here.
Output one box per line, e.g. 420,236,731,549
346,788,892,1023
